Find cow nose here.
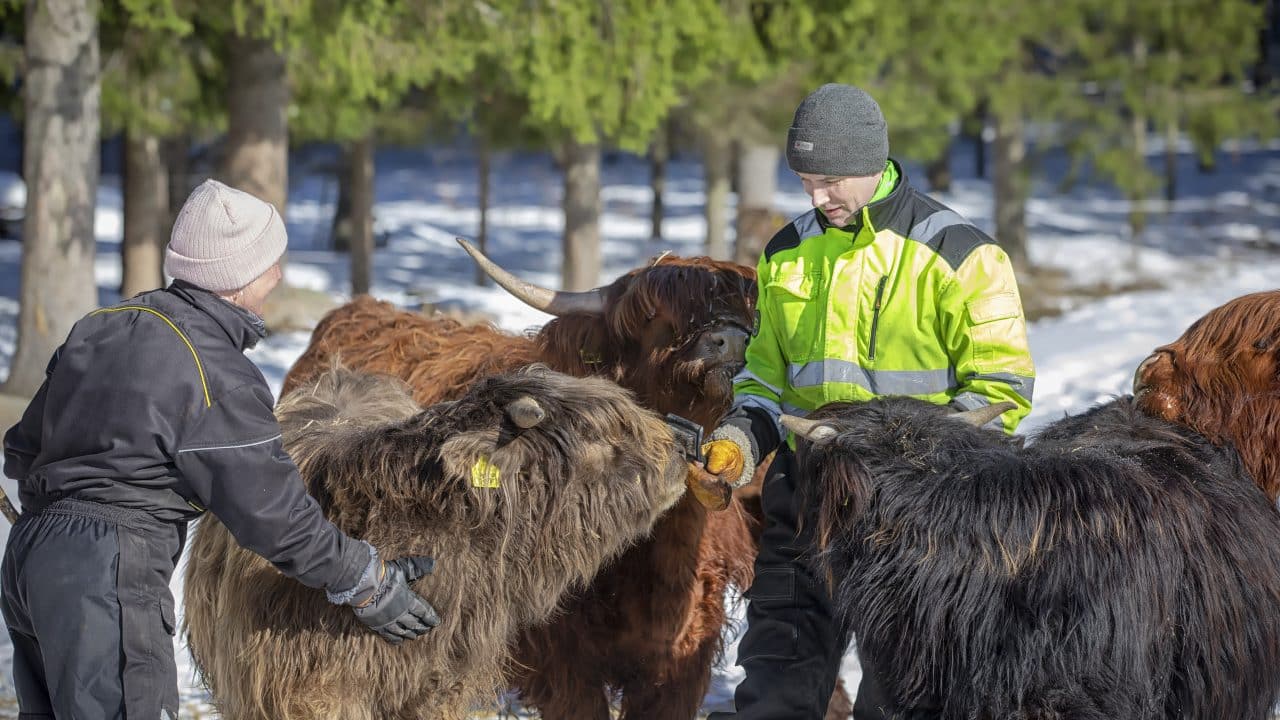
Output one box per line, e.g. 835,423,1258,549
706,326,749,361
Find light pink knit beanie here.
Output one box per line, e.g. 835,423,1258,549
164,179,287,292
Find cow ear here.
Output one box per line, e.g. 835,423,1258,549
540,316,609,374
812,453,873,560
505,396,546,429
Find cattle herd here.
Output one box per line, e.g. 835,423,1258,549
180,238,1280,719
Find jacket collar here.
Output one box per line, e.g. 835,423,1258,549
167,280,267,351
816,158,913,236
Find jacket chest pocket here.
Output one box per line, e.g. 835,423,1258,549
765,270,824,362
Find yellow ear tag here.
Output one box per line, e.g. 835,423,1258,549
470,456,501,488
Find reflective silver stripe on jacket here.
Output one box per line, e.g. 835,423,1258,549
788,360,957,396
732,368,784,398
731,393,786,442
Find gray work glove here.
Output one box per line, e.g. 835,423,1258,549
351,556,441,645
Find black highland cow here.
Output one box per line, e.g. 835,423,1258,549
784,397,1280,720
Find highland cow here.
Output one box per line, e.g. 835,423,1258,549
783,395,1280,720
279,241,768,718
183,365,689,720
1133,289,1280,502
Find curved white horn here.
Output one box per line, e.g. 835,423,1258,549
780,414,838,442
950,401,1018,427
457,237,606,316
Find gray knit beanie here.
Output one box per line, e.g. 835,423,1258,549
164,179,288,292
786,83,889,177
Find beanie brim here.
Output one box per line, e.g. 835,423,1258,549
785,83,890,177
164,180,289,292
786,124,889,177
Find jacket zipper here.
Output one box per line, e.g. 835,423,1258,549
868,275,888,361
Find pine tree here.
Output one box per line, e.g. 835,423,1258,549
287,0,487,294
102,0,218,298
1035,0,1273,247
497,0,735,290
678,0,804,264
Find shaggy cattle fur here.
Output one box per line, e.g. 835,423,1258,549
791,396,1280,719
1134,289,1280,502
183,365,688,720
279,255,767,718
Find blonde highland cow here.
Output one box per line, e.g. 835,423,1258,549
183,365,689,719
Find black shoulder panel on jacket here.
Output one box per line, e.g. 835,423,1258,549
763,222,802,262
928,223,995,271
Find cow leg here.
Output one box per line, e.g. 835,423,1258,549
708,450,853,720
523,689,612,719
518,671,612,720
616,641,716,720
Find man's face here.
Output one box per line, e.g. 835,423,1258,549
797,172,882,228
238,261,282,316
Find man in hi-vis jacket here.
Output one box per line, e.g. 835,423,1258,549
705,83,1036,719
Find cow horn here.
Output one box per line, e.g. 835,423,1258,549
1132,352,1160,396
950,401,1018,427
457,237,606,316
505,396,546,428
780,414,838,442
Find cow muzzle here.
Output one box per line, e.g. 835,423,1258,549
702,325,749,364
685,464,732,511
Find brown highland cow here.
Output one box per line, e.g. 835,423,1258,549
1133,289,1280,502
183,365,688,720
279,241,769,719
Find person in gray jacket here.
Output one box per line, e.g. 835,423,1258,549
0,179,439,720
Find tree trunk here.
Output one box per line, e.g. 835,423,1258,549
1129,109,1148,240
1164,116,1178,207
560,139,601,291
1128,36,1148,242
339,134,375,295
5,0,101,396
476,136,491,286
649,122,668,242
220,32,288,224
972,131,986,180
165,134,193,229
1162,56,1179,209
1254,1,1275,89
992,111,1029,271
969,101,988,179
331,156,353,253
121,130,167,299
733,142,779,266
702,132,731,261
926,146,953,193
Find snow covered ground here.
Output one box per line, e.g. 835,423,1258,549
0,136,1276,717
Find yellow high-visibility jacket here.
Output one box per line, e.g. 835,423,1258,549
732,160,1035,450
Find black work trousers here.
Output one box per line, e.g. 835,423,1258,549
710,449,912,720
1,498,182,719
